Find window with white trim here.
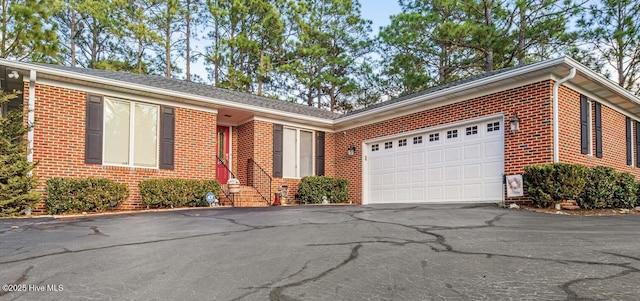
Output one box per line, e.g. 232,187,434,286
371,144,379,151
413,136,423,144
398,139,407,147
104,98,158,168
283,128,314,178
429,133,439,142
385,141,393,149
447,130,458,139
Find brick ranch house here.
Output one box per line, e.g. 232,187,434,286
1,57,640,209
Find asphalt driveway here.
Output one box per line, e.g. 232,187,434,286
1,204,639,300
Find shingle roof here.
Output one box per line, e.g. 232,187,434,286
343,62,541,117
30,62,343,120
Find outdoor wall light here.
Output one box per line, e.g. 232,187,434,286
347,145,357,156
7,70,19,79
510,112,521,133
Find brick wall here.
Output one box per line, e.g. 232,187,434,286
335,80,556,203
558,85,640,177
26,83,217,211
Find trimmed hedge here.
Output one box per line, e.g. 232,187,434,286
45,177,129,214
526,163,639,209
297,176,349,204
578,166,617,209
139,179,221,208
524,163,586,208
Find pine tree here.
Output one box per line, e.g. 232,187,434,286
0,90,40,217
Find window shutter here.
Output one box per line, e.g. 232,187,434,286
636,122,640,167
626,117,632,166
595,102,602,158
85,95,103,164
273,124,283,177
160,106,175,169
316,132,325,176
580,95,589,154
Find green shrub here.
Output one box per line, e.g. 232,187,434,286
578,166,617,209
524,163,587,208
139,179,221,208
0,90,41,217
45,177,129,214
524,164,556,208
297,176,349,204
612,172,637,209
553,163,587,200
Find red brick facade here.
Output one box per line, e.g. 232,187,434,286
17,66,640,209
26,83,217,211
558,85,640,177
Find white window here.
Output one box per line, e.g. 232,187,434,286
385,141,393,149
283,128,314,178
429,133,439,142
104,98,158,168
413,136,423,144
447,130,458,139
398,139,407,147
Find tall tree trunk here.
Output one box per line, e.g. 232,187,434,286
517,4,526,65
185,0,191,81
483,0,494,72
165,4,172,78
70,13,77,67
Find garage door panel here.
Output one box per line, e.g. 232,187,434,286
412,187,425,201
463,183,483,199
411,152,425,165
397,170,411,183
484,161,503,177
427,149,442,163
444,147,461,162
367,118,504,204
444,166,461,181
397,153,410,167
427,187,443,200
464,144,482,159
464,164,482,179
383,157,395,169
444,185,461,200
427,168,443,181
412,169,425,183
484,141,503,156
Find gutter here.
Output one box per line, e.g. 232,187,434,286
552,68,576,163
27,70,36,164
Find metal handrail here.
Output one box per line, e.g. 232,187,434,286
247,158,272,205
217,156,236,206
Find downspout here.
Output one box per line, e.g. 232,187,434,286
552,68,576,163
27,70,36,164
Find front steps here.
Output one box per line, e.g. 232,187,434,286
218,185,271,207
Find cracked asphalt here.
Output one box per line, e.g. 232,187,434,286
1,204,639,300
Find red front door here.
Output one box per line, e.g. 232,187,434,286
216,126,230,184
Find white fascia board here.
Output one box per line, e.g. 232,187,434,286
336,57,568,126
563,57,640,107
252,116,334,132
0,59,335,126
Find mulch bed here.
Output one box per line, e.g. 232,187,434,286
515,204,640,216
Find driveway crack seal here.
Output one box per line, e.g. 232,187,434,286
269,244,362,301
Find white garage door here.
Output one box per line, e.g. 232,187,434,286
366,119,504,204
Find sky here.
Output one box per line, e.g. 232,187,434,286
189,1,403,82
360,1,402,34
